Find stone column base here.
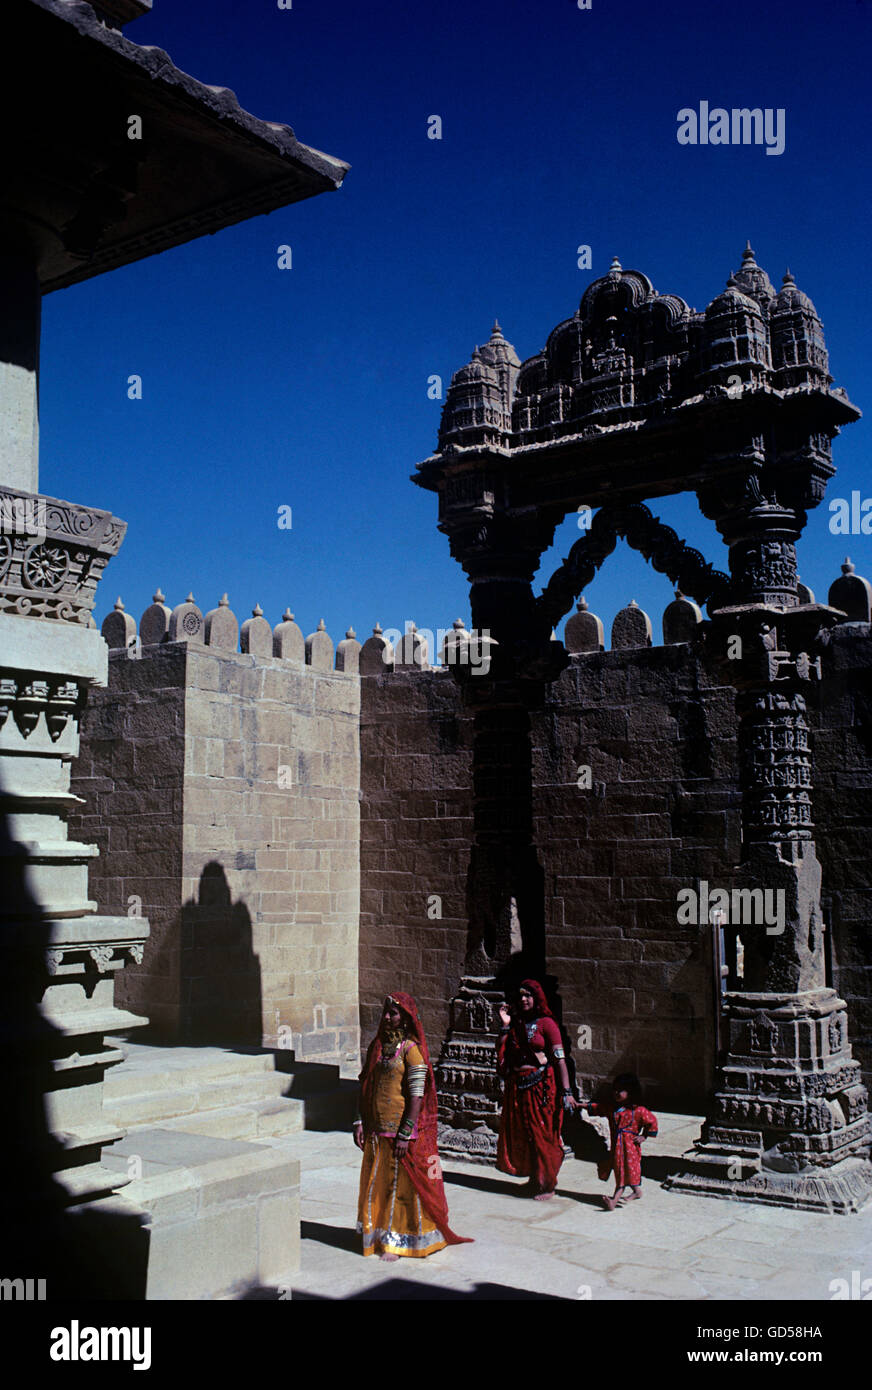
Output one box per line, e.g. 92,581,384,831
435,977,504,1164
665,987,872,1214
665,1154,872,1214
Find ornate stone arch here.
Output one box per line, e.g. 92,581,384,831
536,502,732,631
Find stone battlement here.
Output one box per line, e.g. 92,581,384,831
100,591,363,675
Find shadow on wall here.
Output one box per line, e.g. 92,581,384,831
180,861,263,1046
0,797,147,1298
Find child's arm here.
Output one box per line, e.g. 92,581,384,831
636,1105,658,1138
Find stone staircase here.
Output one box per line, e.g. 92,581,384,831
102,1037,356,1143
103,1042,303,1142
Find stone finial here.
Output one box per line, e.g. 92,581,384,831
168,593,204,643
273,607,304,663
828,557,872,623
101,596,136,650
360,623,394,675
204,593,239,651
140,587,172,646
611,598,652,650
395,622,428,670
440,618,470,667
796,574,815,605
306,619,334,671
565,596,604,654
240,604,273,658
335,625,362,674
662,590,702,645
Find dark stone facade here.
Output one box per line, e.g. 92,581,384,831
359,624,872,1110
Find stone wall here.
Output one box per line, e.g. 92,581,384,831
71,605,361,1069
359,617,872,1107
359,668,474,1046
534,643,738,1110
72,588,872,1104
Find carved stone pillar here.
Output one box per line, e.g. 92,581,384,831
0,483,150,1244
667,602,872,1211
432,481,564,1160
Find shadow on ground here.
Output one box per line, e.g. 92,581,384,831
240,1279,563,1301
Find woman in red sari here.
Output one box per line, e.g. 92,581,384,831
354,992,471,1259
496,979,578,1200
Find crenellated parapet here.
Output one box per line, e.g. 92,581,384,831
100,591,362,675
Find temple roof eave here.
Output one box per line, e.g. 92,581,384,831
413,383,859,496
17,0,350,291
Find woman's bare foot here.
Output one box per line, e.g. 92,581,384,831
379,1252,399,1262
533,1189,555,1201
602,1194,618,1211
624,1189,641,1202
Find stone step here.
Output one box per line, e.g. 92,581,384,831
131,1096,305,1142
105,1071,290,1127
99,1128,301,1299
681,1144,763,1178
104,1043,276,1101
54,1160,133,1206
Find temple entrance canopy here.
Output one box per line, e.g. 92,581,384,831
416,247,856,655
414,248,872,1211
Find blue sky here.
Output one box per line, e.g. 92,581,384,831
40,0,872,649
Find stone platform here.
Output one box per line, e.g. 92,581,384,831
100,1128,300,1300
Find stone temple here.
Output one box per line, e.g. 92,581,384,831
3,1,871,1300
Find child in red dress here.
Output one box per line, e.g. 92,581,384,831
584,1072,657,1211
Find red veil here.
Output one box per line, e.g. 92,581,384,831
510,977,554,1049
359,991,471,1246
520,978,553,1016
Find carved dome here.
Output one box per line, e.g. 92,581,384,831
579,258,656,322
486,319,521,368
453,347,492,385
731,241,776,308
772,269,820,318
438,321,520,448
705,274,763,319
769,271,828,384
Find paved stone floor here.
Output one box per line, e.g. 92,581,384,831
256,1113,872,1301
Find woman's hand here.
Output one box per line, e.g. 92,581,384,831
394,1135,410,1160
352,1120,365,1151
498,1004,512,1027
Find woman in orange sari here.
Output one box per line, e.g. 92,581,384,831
354,992,471,1260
